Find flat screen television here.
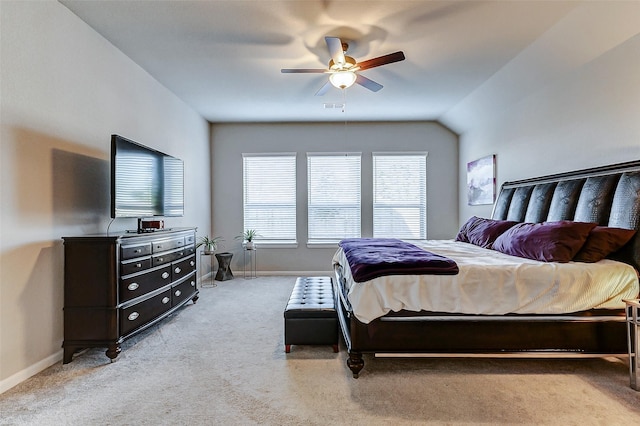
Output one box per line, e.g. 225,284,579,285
110,134,184,220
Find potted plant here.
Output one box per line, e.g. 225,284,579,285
236,229,259,250
196,236,223,254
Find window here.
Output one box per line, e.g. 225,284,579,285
307,153,361,243
242,154,296,244
373,152,427,239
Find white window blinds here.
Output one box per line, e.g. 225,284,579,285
242,154,296,243
373,153,427,239
307,153,361,243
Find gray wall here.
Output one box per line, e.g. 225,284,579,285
444,3,640,222
211,122,458,274
0,2,211,392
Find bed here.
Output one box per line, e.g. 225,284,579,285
333,160,640,377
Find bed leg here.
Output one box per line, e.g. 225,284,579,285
347,352,364,378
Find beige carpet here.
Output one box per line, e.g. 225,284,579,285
1,276,639,425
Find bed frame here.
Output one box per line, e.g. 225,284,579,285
335,160,640,377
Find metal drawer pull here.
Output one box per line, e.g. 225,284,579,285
162,272,170,279
127,283,139,291
179,252,184,256
135,263,142,268
128,312,139,321
191,280,195,287
174,267,181,274
134,249,141,254
157,257,163,262
175,290,182,297
162,297,170,304
190,261,195,267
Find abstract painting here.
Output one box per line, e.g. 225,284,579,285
467,155,496,205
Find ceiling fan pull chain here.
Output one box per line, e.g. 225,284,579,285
342,89,347,114
343,89,348,137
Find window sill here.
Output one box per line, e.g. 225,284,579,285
250,242,298,249
306,242,340,249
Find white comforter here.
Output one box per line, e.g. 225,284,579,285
332,240,640,324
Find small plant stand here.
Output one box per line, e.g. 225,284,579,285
243,247,257,279
199,251,216,288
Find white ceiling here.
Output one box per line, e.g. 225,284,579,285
59,0,583,129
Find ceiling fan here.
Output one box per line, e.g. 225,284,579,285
281,36,405,96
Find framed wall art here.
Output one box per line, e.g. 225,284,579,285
467,154,496,206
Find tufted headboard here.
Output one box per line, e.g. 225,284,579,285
491,160,640,272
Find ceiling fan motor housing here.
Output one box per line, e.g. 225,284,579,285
329,56,357,71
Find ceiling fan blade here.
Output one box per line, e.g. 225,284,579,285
325,36,345,66
355,74,383,92
314,81,332,96
356,51,405,71
281,68,327,73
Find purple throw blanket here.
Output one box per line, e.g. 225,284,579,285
339,238,459,283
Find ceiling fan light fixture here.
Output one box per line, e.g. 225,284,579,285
329,70,357,89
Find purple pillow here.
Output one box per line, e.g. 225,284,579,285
573,226,636,263
455,216,519,248
454,216,476,243
492,221,597,262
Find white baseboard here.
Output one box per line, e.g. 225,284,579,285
199,271,332,285
0,350,63,395
254,271,333,277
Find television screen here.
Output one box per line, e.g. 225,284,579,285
111,135,184,218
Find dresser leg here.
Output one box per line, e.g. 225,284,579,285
106,344,121,362
63,346,79,364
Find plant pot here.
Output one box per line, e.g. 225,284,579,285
245,241,255,250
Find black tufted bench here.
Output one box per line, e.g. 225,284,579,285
284,277,338,353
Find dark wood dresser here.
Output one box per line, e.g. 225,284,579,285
62,227,198,363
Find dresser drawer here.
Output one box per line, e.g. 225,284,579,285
152,247,190,267
120,265,172,303
172,255,196,280
152,237,185,253
121,243,152,261
185,234,195,246
121,257,152,276
172,274,197,306
120,289,172,336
